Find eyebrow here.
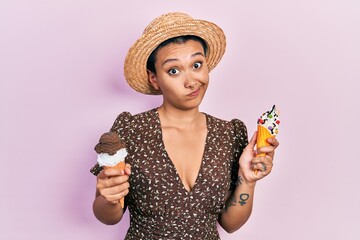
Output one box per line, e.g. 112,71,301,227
162,52,205,66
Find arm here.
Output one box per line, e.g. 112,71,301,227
218,132,279,233
218,178,256,233
92,164,131,225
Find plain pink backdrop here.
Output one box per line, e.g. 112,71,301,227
1,0,359,239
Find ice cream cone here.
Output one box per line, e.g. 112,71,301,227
256,125,274,157
254,105,280,175
104,161,126,208
104,161,126,171
92,132,128,208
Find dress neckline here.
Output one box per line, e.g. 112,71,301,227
153,107,210,194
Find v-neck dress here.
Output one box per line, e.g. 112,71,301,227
110,108,248,240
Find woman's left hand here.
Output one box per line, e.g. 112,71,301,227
238,131,279,183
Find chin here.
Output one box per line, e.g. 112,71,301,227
184,98,205,110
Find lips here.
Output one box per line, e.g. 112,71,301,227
187,88,200,97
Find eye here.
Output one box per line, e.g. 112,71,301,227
168,68,180,75
193,62,202,69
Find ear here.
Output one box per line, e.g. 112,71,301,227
147,70,160,90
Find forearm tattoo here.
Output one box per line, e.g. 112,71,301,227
224,174,251,211
239,193,250,206
225,196,237,212
236,176,243,186
225,193,251,211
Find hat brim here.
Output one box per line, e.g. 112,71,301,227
124,17,226,95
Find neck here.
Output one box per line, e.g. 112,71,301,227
158,105,202,128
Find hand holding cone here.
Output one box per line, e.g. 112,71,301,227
103,162,126,208
91,132,128,208
254,105,280,174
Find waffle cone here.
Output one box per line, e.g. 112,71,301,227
104,161,126,208
256,125,274,157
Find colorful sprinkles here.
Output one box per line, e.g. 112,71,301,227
257,105,280,135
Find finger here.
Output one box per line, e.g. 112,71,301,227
257,145,275,153
104,181,130,195
257,145,276,158
124,163,132,175
245,131,257,150
252,154,272,167
102,189,129,204
252,162,266,171
100,181,130,202
253,155,273,164
114,181,130,193
258,162,267,172
252,162,271,177
97,169,108,180
113,189,129,201
252,155,266,163
107,174,130,187
267,137,279,148
97,174,129,190
104,168,124,177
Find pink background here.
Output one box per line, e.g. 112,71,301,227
1,0,359,239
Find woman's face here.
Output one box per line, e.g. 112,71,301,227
148,40,209,110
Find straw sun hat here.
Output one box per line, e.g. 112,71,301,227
124,12,226,95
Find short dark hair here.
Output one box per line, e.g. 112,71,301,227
146,35,208,75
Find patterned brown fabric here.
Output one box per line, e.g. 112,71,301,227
110,108,248,239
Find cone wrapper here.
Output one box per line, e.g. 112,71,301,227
256,125,274,157
104,161,126,208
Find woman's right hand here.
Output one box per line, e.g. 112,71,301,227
96,163,131,204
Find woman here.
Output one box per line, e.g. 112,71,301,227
92,12,279,239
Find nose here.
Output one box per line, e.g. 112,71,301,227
184,71,198,90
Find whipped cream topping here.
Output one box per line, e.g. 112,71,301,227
257,105,280,136
97,148,128,167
